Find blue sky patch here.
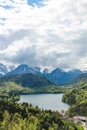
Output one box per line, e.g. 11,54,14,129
0,5,13,9
0,18,6,21
28,0,44,7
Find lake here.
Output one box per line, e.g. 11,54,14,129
19,94,70,112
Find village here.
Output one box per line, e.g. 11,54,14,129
64,115,87,130
59,111,87,130
73,116,87,130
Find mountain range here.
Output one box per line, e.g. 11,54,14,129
0,63,85,85
0,63,15,77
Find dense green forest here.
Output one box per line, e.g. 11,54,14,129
0,74,66,94
62,74,87,116
0,73,86,129
0,74,54,88
0,98,83,130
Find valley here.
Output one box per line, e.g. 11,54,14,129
0,63,87,130
0,0,86,129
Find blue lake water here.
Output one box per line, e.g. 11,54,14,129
19,94,69,112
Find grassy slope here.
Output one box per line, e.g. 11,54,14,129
62,73,87,116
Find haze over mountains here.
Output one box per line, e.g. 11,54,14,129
0,63,85,85
0,63,15,77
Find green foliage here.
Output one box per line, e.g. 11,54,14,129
0,99,79,130
62,75,87,116
0,73,85,129
0,74,54,88
76,125,84,130
0,74,64,94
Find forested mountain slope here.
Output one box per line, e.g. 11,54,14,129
62,74,87,116
0,74,63,94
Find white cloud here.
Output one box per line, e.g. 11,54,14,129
0,0,87,70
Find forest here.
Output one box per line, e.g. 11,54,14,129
0,74,86,129
0,98,83,130
62,74,87,116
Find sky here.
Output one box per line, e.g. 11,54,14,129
0,0,87,71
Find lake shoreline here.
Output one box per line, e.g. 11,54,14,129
19,93,70,112
19,92,63,95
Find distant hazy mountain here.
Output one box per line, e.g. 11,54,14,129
44,68,66,85
6,64,84,85
44,68,83,85
70,73,87,90
7,65,15,72
0,63,85,85
0,63,15,77
71,73,87,87
0,63,8,77
7,64,38,75
43,68,49,74
68,69,82,76
67,69,82,82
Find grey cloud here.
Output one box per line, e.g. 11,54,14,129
0,29,39,50
0,0,87,70
0,46,37,66
0,28,87,70
71,31,87,57
11,47,37,66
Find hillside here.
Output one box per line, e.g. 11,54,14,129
62,73,87,116
0,74,63,95
71,73,87,89
0,99,83,130
0,73,54,88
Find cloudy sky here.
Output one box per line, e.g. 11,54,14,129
0,0,87,71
